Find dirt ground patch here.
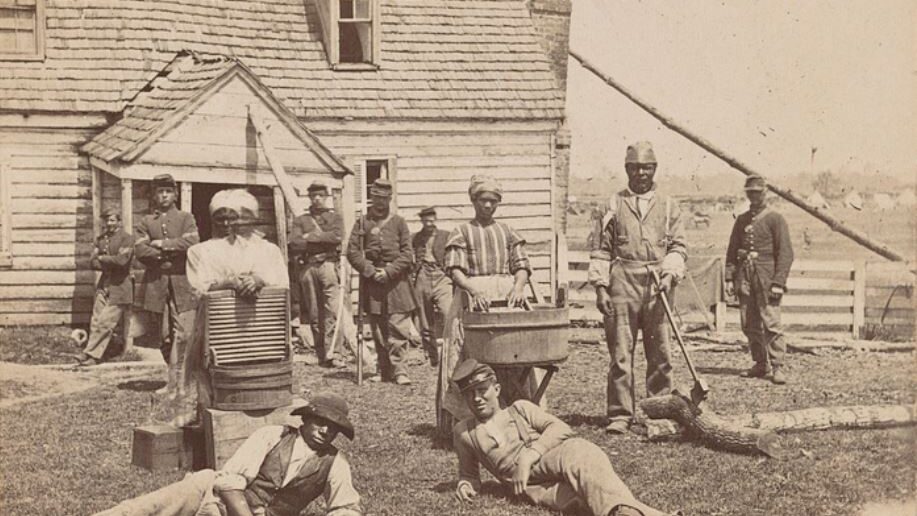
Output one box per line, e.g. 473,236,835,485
0,362,99,408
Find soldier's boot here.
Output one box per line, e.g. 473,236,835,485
740,362,771,379
770,366,787,385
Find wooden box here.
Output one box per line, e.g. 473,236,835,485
131,424,206,471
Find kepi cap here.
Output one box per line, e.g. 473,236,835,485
624,141,657,164
418,206,437,218
744,174,767,191
290,393,355,440
452,358,496,393
369,178,393,198
101,207,121,219
307,180,329,195
152,173,177,189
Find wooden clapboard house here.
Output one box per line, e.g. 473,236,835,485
0,0,571,326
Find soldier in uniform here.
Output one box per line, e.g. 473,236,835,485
134,173,200,396
588,141,687,434
75,207,134,366
725,174,794,385
346,179,416,385
289,181,346,368
411,206,452,366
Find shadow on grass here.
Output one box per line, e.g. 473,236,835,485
117,379,165,392
408,423,453,450
558,413,606,428
696,366,745,376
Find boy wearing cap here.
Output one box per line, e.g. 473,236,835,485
451,358,672,516
135,174,200,395
411,206,452,366
347,178,416,385
289,181,346,368
75,208,134,366
588,141,687,434
725,174,794,384
94,393,363,516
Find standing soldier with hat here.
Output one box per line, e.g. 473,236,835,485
588,141,687,435
725,174,794,384
411,206,453,366
289,180,346,368
134,174,199,396
346,178,416,385
74,207,134,366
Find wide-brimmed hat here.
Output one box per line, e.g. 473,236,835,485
451,358,497,393
744,174,767,191
291,393,354,440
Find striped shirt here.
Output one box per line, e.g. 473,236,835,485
444,220,530,277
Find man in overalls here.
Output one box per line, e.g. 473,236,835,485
588,142,687,434
725,174,794,384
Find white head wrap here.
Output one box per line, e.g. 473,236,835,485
209,189,259,217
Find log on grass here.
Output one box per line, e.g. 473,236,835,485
725,404,917,432
640,390,782,457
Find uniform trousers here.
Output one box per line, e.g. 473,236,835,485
603,262,673,423
298,260,341,362
738,267,786,368
525,438,667,516
150,287,196,399
369,311,413,380
84,290,126,360
414,268,453,351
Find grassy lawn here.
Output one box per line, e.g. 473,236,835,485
1,338,914,515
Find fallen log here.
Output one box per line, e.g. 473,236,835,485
640,390,782,457
644,404,917,440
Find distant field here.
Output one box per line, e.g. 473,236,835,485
566,196,916,263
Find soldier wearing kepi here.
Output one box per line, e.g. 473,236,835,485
347,179,417,385
134,174,200,396
588,141,687,435
411,206,453,366
289,180,346,368
725,174,794,385
75,207,134,366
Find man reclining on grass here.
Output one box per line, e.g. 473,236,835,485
95,393,362,516
451,358,677,516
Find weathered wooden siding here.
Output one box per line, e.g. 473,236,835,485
315,120,560,297
0,125,100,325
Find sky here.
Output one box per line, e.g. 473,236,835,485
566,0,916,186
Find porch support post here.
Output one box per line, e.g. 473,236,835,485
273,186,288,263
121,178,134,354
180,182,192,212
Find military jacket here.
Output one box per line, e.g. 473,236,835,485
725,206,794,289
288,207,343,264
346,213,416,314
134,206,199,313
90,228,134,305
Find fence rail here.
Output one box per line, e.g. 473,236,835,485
565,251,914,339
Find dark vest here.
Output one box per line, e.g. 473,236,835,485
243,426,338,516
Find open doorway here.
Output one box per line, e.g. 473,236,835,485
190,183,278,243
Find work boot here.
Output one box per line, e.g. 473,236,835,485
740,362,770,379
770,366,787,385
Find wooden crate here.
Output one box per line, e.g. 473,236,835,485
131,424,204,471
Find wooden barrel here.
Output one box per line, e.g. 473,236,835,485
209,361,294,411
463,306,569,366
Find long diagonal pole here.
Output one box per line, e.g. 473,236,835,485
569,49,907,262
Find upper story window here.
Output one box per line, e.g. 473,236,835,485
316,0,380,70
0,0,45,61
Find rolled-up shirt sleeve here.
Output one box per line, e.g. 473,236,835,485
505,227,531,276
186,244,216,297
587,203,615,288
325,452,363,516
443,228,469,276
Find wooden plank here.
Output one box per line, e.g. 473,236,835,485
180,181,192,212
322,130,549,149
0,270,96,284
12,197,92,214
396,178,550,195
720,310,852,326
8,168,91,185
0,284,95,299
782,295,855,308
12,228,94,243
0,298,94,313
785,277,855,291
335,143,550,160
792,260,856,272
397,154,550,169
0,312,90,325
400,166,551,182
273,187,288,263
10,242,94,256
307,119,558,134
11,256,91,270
10,183,91,199
12,213,93,229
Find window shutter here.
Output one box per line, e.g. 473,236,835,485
352,160,366,213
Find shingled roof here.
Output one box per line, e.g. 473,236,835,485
0,0,565,120
81,52,348,174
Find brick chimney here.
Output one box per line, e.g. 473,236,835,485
528,0,572,232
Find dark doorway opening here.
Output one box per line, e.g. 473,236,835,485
190,183,277,243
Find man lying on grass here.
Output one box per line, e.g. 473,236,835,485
451,358,676,516
95,393,362,516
